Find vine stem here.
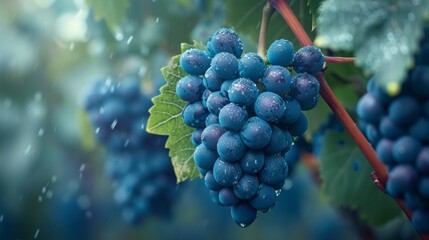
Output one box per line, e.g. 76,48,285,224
258,3,275,56
324,56,356,63
269,0,429,239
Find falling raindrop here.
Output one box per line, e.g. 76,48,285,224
34,229,40,239
126,36,134,45
25,145,32,155
38,128,45,136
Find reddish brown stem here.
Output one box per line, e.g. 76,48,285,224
268,0,312,46
317,73,388,183
324,56,356,63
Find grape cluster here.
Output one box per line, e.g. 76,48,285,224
357,27,429,234
176,28,324,226
82,77,178,224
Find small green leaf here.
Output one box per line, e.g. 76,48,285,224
86,0,129,31
308,0,323,30
319,130,402,226
225,0,316,48
317,0,429,91
147,45,205,183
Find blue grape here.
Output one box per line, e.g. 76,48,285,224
375,139,395,166
210,190,222,205
292,46,324,74
213,158,242,186
388,96,420,127
298,96,319,111
416,44,429,66
228,78,259,107
211,52,239,79
203,67,224,91
201,124,226,150
204,171,223,191
194,144,219,170
249,184,276,210
205,113,219,125
179,48,211,76
220,79,235,94
392,136,421,164
233,174,259,200
206,91,230,115
182,101,209,128
278,96,301,126
417,147,429,173
356,93,384,123
240,117,272,149
267,39,294,66
262,66,292,95
386,165,418,197
259,155,288,188
238,52,266,81
176,75,205,102
379,117,406,139
411,209,429,233
418,177,429,197
254,92,285,123
202,89,212,108
116,77,141,99
191,129,203,146
365,124,380,146
290,73,320,102
404,192,426,210
217,131,246,162
218,103,248,131
230,202,257,227
219,187,240,206
206,28,243,58
408,118,429,142
240,151,265,174
287,113,308,136
265,126,292,155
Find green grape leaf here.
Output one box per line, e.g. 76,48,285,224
225,0,316,48
317,0,429,93
147,44,206,183
308,0,323,30
319,130,402,226
86,0,129,31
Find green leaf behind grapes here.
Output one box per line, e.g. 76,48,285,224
308,0,323,30
319,130,402,226
225,0,316,48
86,0,129,31
147,42,206,183
317,0,429,93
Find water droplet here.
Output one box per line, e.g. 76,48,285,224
275,189,282,196
38,196,43,202
115,31,124,41
38,128,44,137
126,35,134,45
25,145,32,155
51,175,57,182
110,119,118,129
34,92,42,101
46,191,53,199
0,215,3,222
239,223,247,228
80,164,86,172
155,17,159,23
69,42,75,51
34,229,40,239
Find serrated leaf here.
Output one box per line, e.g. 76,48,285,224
225,0,316,48
147,49,200,183
317,0,429,90
86,0,129,31
308,0,323,30
319,130,402,226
